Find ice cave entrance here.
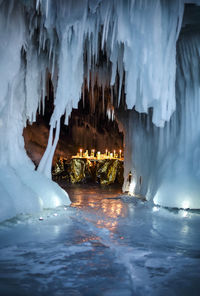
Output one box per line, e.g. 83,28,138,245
19,0,200,211
24,76,125,187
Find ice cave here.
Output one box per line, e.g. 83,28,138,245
0,0,200,295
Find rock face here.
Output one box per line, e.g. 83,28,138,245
70,159,87,183
23,119,75,167
52,158,124,185
96,160,124,185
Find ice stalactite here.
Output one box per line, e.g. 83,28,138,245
35,0,184,180
115,0,184,127
37,0,87,177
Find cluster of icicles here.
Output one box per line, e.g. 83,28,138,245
0,0,200,221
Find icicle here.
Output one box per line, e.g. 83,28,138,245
37,122,54,174
43,119,61,179
102,85,105,113
41,71,46,115
101,2,112,50
36,0,40,11
82,83,85,109
117,45,124,106
46,0,49,19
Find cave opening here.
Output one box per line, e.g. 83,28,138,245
22,2,200,201
23,69,125,187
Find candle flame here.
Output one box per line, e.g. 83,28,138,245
73,148,124,160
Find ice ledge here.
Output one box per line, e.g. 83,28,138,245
0,165,70,222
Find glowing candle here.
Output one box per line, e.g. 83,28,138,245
119,149,122,158
114,150,116,157
91,149,95,157
105,149,108,156
80,149,83,157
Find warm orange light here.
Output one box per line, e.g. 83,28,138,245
91,149,95,157
80,149,83,157
72,148,124,160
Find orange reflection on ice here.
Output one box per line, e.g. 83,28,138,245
69,184,127,232
96,219,118,231
100,199,125,219
76,236,100,244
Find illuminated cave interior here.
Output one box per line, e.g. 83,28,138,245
22,2,200,194
1,0,200,217
23,73,124,181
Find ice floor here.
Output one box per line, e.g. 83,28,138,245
0,183,200,296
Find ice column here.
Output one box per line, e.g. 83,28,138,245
37,0,88,177
154,32,200,209
121,30,200,209
0,1,70,222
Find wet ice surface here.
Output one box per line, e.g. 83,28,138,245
0,184,200,296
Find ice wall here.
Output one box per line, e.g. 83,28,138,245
154,31,200,209
120,30,200,209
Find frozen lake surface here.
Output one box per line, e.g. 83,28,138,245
0,184,200,296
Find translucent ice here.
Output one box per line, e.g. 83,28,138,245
121,29,200,209
0,1,70,222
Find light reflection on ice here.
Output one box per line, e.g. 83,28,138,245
0,185,200,295
152,206,159,212
179,209,189,218
181,224,189,235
